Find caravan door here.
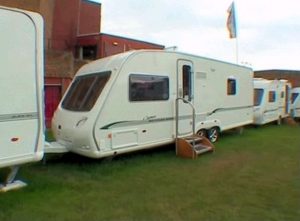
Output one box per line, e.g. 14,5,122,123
0,7,44,168
285,84,291,115
176,60,194,136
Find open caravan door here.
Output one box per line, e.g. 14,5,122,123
175,59,214,159
0,7,44,192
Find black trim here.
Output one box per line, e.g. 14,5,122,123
100,121,130,129
82,0,101,6
0,112,38,122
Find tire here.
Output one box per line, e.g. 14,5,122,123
196,129,207,137
208,127,219,143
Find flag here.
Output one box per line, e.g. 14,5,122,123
227,2,237,38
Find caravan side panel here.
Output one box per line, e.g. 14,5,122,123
0,7,44,168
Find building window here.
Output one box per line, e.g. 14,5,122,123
129,74,169,101
62,71,111,111
268,91,276,102
227,78,236,95
77,45,97,60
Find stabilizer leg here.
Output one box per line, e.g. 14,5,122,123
0,166,27,192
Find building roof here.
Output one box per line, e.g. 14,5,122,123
77,32,165,48
255,69,300,75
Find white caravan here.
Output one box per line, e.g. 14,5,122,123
0,7,44,191
291,87,300,118
253,78,290,125
51,50,253,159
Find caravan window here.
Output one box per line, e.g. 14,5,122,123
268,91,276,103
227,78,236,95
182,65,192,101
254,89,264,106
291,92,299,104
129,74,169,101
62,71,111,111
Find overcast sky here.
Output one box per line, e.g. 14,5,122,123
94,0,300,71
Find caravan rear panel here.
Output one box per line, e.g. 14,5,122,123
0,7,44,168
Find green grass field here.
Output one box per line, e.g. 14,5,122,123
0,124,299,221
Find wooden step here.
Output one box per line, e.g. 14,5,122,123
186,137,203,144
193,144,212,154
176,135,214,159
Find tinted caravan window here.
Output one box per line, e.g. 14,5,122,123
182,65,192,101
62,71,111,111
129,74,169,101
227,78,236,95
291,92,299,104
254,89,264,106
268,91,276,103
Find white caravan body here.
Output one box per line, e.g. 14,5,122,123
291,87,300,118
0,7,44,169
52,50,253,158
253,78,289,125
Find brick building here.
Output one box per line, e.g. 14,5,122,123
254,70,300,87
0,0,164,127
77,33,164,60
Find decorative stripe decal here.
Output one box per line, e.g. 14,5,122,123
100,105,253,129
0,112,38,122
207,105,253,116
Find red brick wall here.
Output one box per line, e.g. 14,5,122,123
79,0,101,35
51,0,80,50
99,34,164,58
51,0,101,51
255,70,300,87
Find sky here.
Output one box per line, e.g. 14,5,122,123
92,0,300,71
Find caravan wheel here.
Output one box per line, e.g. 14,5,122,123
208,127,219,143
196,129,207,137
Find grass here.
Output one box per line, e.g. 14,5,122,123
0,124,300,221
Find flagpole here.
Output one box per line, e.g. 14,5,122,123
235,36,239,64
234,1,239,65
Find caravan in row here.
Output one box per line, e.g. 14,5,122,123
253,78,291,125
50,50,254,159
0,7,44,191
